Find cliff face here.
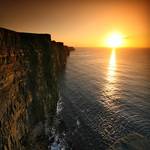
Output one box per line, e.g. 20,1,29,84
0,28,73,150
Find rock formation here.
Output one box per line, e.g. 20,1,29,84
0,27,74,150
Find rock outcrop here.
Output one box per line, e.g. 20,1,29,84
0,28,74,150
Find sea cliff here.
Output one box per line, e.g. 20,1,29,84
0,27,74,150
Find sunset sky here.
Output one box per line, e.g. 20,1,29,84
0,0,149,47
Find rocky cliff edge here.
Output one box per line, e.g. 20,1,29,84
0,27,74,150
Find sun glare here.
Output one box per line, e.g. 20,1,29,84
107,33,123,48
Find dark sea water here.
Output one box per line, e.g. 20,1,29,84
59,48,150,150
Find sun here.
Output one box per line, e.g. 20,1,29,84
106,33,123,48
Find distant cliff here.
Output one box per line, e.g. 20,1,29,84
0,28,74,150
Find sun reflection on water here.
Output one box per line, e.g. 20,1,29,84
107,48,116,82
103,48,117,108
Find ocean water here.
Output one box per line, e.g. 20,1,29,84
59,48,150,149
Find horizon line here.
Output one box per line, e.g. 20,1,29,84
74,46,150,49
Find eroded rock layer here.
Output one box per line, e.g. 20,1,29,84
0,28,73,150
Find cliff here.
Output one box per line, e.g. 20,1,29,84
0,28,73,150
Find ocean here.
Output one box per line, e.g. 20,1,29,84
58,47,150,149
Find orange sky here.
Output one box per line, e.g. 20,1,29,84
0,0,149,47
